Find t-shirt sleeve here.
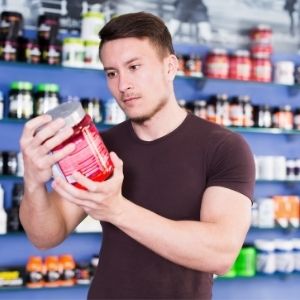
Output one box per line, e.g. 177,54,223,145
206,131,256,201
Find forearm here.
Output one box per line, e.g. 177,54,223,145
20,183,67,249
114,199,245,274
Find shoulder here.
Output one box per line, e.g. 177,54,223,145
186,113,242,147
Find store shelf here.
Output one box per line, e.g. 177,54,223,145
256,179,300,183
0,60,103,74
2,117,300,136
0,118,113,129
217,272,300,281
0,284,89,300
0,175,23,180
229,127,300,135
0,284,89,292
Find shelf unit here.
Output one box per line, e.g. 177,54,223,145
1,55,300,300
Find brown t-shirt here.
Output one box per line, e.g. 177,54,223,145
88,113,255,300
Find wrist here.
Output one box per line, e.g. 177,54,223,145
111,196,132,228
24,180,45,194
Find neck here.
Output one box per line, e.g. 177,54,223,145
131,98,187,141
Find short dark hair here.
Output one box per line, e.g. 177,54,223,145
99,11,175,58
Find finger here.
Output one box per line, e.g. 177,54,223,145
52,180,97,210
31,118,66,149
33,143,76,170
50,143,76,164
40,126,74,155
109,152,123,179
52,179,79,202
53,176,99,205
20,115,52,149
72,171,105,193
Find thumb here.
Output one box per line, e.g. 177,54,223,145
110,151,123,173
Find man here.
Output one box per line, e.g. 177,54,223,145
20,12,255,299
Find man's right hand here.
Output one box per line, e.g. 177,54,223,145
20,114,75,190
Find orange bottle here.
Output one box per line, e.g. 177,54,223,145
59,254,76,286
26,256,44,288
44,255,61,287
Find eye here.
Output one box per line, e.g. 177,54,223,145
106,71,117,79
129,64,140,71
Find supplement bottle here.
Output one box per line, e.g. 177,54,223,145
9,81,34,119
254,239,276,274
7,182,24,232
0,183,7,234
234,246,256,277
62,37,84,68
0,91,3,119
26,256,44,288
229,50,251,81
46,101,114,189
44,256,60,287
205,48,229,79
59,254,76,286
35,83,60,116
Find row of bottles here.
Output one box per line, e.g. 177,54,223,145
179,94,300,130
0,9,104,69
0,253,99,289
0,84,126,125
221,238,300,278
255,155,300,181
252,195,300,229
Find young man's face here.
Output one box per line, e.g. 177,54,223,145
100,37,172,123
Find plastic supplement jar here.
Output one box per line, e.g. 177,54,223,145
46,101,114,189
205,48,229,79
9,81,34,119
35,83,60,116
81,11,105,41
229,50,251,81
62,38,84,68
84,40,101,69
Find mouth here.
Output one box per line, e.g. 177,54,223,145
122,96,140,104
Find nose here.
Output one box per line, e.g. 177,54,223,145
118,73,132,93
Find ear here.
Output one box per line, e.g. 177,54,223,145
165,54,178,80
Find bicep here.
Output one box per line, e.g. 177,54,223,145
200,186,252,248
49,190,87,235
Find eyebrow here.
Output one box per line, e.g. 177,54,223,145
104,57,141,71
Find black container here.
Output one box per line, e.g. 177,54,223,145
38,14,60,44
0,11,23,40
7,183,24,232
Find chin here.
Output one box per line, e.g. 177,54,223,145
129,115,150,124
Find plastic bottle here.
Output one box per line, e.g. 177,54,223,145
0,184,7,234
8,81,34,119
254,239,276,274
26,256,44,288
235,246,256,277
59,254,76,286
44,256,61,287
35,83,60,116
292,238,300,272
274,239,294,274
0,91,3,119
7,183,24,232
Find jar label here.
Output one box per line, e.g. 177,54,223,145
56,123,111,183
